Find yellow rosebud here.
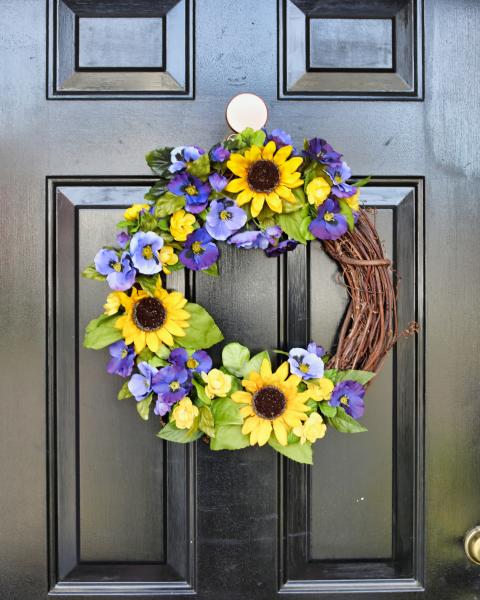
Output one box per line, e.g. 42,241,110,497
172,397,199,430
345,190,360,212
307,377,335,401
293,412,326,445
170,209,196,242
159,245,179,274
124,203,149,221
306,177,331,207
104,291,122,315
201,369,232,399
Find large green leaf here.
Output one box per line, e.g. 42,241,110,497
187,154,211,179
154,192,185,218
210,425,250,450
222,342,250,377
83,314,122,350
318,401,337,418
241,350,270,378
136,274,160,295
177,303,223,350
323,369,375,385
157,421,203,443
268,435,313,465
145,147,174,176
192,378,211,405
199,406,215,438
277,206,314,244
328,407,367,433
136,394,153,421
211,397,243,425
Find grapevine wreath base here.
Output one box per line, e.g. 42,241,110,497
83,128,416,464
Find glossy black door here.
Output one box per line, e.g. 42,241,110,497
1,1,479,599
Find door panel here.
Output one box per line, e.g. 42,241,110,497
1,1,480,599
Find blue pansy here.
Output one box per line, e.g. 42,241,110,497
94,248,136,291
205,199,247,241
152,365,192,404
107,340,135,377
309,198,348,241
116,231,130,248
168,172,211,214
168,347,212,374
210,144,230,163
307,342,326,358
329,381,366,419
128,362,158,401
169,145,205,173
265,128,294,149
179,228,219,271
130,231,164,275
208,172,228,192
328,161,356,198
288,347,325,380
303,137,343,168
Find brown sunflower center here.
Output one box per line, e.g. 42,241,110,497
253,386,286,420
133,297,166,332
247,160,280,193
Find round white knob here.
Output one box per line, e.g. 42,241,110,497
225,93,268,133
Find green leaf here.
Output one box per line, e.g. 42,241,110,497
137,347,154,363
329,407,367,433
192,378,211,405
339,199,355,232
146,147,174,176
136,394,153,421
222,342,250,377
117,381,133,400
242,350,270,378
187,153,211,179
202,262,219,276
144,181,167,201
277,205,312,244
318,402,337,418
82,264,106,281
268,435,313,465
154,192,185,218
323,369,375,385
210,425,249,450
83,314,122,350
157,421,203,443
178,303,224,350
136,274,160,295
199,406,215,438
353,175,371,188
155,345,171,359
211,397,243,425
149,356,167,368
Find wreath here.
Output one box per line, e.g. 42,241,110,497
82,127,415,465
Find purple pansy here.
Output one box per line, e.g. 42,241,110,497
307,342,326,358
116,231,130,248
205,199,247,241
288,347,325,380
128,362,158,401
210,144,230,163
265,128,294,149
168,347,212,374
130,230,164,275
179,228,219,270
152,366,192,404
208,172,228,193
94,248,136,291
309,198,348,241
303,137,343,168
154,397,174,417
168,348,189,369
169,145,205,173
265,238,298,257
228,226,281,250
107,340,135,377
328,161,356,198
329,380,366,419
168,172,211,214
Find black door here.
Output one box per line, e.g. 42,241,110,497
1,1,479,598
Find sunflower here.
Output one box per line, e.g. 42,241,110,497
232,359,310,447
115,281,190,353
225,141,303,217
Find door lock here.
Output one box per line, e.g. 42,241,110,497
464,526,480,565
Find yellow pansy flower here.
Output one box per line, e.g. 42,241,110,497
201,369,232,399
172,397,199,430
124,203,149,221
170,209,196,242
306,177,331,207
293,412,326,445
104,291,122,315
307,377,335,402
345,190,360,212
159,245,178,274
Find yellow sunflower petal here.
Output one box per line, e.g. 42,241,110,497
280,156,303,173
158,328,174,346
237,188,254,206
248,145,262,162
146,332,160,352
282,175,304,188
232,391,252,404
162,320,187,337
274,361,289,381
242,415,260,435
273,145,293,165
266,192,282,213
240,405,255,418
260,358,272,379
273,419,288,446
276,185,295,200
262,141,276,160
256,420,272,446
133,331,146,354
251,194,265,217
226,177,248,193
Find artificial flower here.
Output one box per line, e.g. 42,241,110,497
329,380,366,419
186,350,212,373
152,365,192,404
171,397,199,430
107,340,135,377
159,245,178,274
265,238,298,257
306,177,331,207
201,369,232,399
104,291,122,315
168,172,211,213
115,281,190,353
328,161,356,198
170,209,196,242
116,231,130,248
303,138,342,168
130,231,164,275
307,342,326,358
232,359,309,446
169,145,205,173
226,141,303,217
227,226,281,250
124,203,149,221
309,198,348,241
208,172,228,192
306,377,335,401
205,199,247,241
179,228,219,271
154,397,173,417
345,189,360,212
128,362,158,400
94,249,136,291
288,347,325,380
293,412,326,444
265,128,294,149
210,144,230,163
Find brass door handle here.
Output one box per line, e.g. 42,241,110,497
464,527,480,565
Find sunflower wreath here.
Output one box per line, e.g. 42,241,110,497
83,127,415,465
